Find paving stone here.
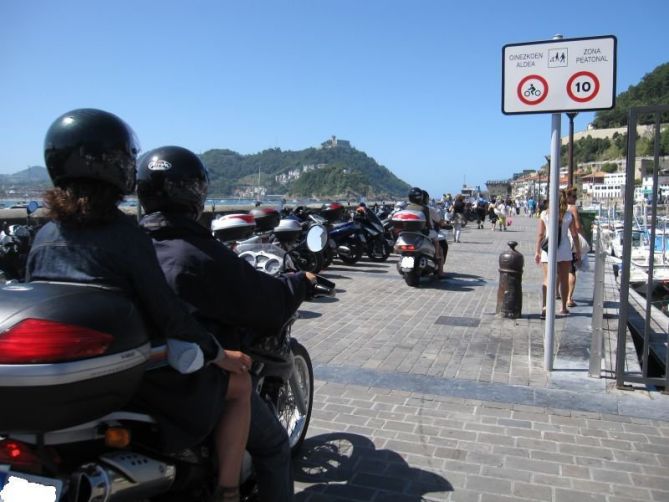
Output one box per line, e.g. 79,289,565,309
292,220,669,501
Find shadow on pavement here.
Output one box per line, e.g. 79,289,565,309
320,273,352,280
298,310,322,319
421,272,487,291
294,433,452,501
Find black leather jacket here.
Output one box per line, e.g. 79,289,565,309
139,211,308,346
25,209,220,361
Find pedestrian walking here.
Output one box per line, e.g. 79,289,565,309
535,190,582,318
487,199,498,230
475,196,487,229
495,199,508,231
450,194,465,242
566,187,583,308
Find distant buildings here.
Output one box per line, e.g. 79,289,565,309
274,164,327,185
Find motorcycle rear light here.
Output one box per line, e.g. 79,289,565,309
0,318,114,364
399,244,416,251
0,440,42,473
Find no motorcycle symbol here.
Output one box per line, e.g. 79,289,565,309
517,75,548,105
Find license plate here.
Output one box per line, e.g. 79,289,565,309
0,466,62,502
400,256,415,269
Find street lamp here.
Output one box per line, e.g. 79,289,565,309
566,112,578,188
544,155,551,204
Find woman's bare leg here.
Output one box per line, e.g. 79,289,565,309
558,262,571,313
216,372,251,494
541,263,548,313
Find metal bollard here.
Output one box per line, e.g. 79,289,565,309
496,241,524,318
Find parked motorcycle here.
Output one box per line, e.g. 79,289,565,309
392,209,447,287
354,207,393,262
0,201,40,283
0,225,34,283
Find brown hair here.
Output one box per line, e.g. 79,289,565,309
558,189,569,221
43,179,124,225
566,187,577,199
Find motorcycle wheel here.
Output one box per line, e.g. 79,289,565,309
322,246,335,269
404,269,420,287
367,238,391,262
339,244,362,264
292,250,323,273
275,341,314,455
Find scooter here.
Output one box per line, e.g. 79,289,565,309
355,207,393,262
392,209,446,287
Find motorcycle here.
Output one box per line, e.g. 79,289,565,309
392,209,448,287
271,217,326,274
0,229,332,501
0,201,40,283
354,207,393,262
0,224,34,283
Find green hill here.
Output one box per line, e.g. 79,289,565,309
200,143,410,198
592,62,669,128
556,62,669,167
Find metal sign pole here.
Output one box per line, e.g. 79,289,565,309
544,112,562,370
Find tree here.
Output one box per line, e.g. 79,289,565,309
592,62,669,128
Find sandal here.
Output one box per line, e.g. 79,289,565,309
540,309,546,320
567,301,577,307
559,309,570,315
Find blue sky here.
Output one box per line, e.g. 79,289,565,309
1,0,667,198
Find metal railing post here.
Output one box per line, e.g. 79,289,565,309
590,221,604,377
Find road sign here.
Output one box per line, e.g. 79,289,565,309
502,35,616,115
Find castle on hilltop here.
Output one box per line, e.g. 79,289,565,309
321,135,351,149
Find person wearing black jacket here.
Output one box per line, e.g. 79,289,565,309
137,145,315,502
27,109,251,502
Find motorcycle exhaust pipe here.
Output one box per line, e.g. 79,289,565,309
71,452,175,502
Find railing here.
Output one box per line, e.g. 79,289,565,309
589,220,606,377
615,104,669,389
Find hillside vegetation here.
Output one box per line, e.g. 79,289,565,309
201,145,410,198
561,62,669,168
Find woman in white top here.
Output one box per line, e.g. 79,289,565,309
535,189,581,317
496,201,508,231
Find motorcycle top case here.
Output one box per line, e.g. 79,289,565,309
320,202,345,223
212,213,256,242
0,282,150,433
272,219,302,243
391,210,426,232
249,208,281,233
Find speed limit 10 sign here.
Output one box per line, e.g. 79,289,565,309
502,35,616,115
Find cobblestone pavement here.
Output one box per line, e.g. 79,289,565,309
291,213,669,501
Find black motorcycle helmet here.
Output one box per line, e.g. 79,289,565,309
421,190,430,205
43,108,140,194
408,187,424,205
136,146,209,219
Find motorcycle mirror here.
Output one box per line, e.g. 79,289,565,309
26,201,39,215
306,225,327,253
